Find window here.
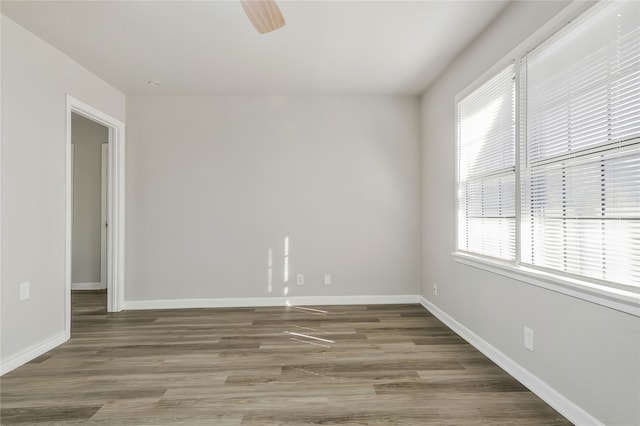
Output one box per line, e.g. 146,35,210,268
456,0,640,293
456,65,516,260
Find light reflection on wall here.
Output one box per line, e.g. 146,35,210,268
267,236,292,299
283,236,289,284
267,248,273,293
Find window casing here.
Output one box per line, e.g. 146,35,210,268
456,0,640,298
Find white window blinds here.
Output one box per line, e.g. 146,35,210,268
521,1,640,288
457,65,516,260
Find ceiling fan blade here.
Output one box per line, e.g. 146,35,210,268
240,0,286,34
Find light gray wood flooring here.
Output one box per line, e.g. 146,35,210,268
0,291,571,425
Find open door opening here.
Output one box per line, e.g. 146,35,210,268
70,114,108,298
66,96,125,336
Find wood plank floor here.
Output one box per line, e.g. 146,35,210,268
0,291,571,425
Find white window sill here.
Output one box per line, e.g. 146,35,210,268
453,252,640,317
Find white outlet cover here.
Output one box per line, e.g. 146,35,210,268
296,274,304,285
19,282,30,301
324,274,331,285
524,327,534,351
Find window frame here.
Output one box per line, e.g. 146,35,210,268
453,1,640,317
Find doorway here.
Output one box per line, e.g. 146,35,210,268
65,95,125,336
71,113,108,293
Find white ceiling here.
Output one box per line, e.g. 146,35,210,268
1,1,509,96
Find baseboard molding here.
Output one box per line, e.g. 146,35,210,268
72,282,105,291
0,332,69,376
124,294,421,310
419,296,603,426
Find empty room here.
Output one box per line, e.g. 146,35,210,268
1,0,638,425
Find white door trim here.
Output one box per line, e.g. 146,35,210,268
100,143,108,290
66,95,125,333
70,143,74,256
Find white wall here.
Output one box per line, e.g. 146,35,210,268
420,2,640,425
126,96,421,303
71,113,108,285
1,16,125,369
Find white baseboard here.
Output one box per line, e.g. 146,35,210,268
0,332,69,376
419,296,603,426
124,294,420,310
72,282,105,291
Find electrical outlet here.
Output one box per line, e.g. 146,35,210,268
19,282,30,301
524,327,534,351
296,274,304,286
324,274,331,285
433,282,438,296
